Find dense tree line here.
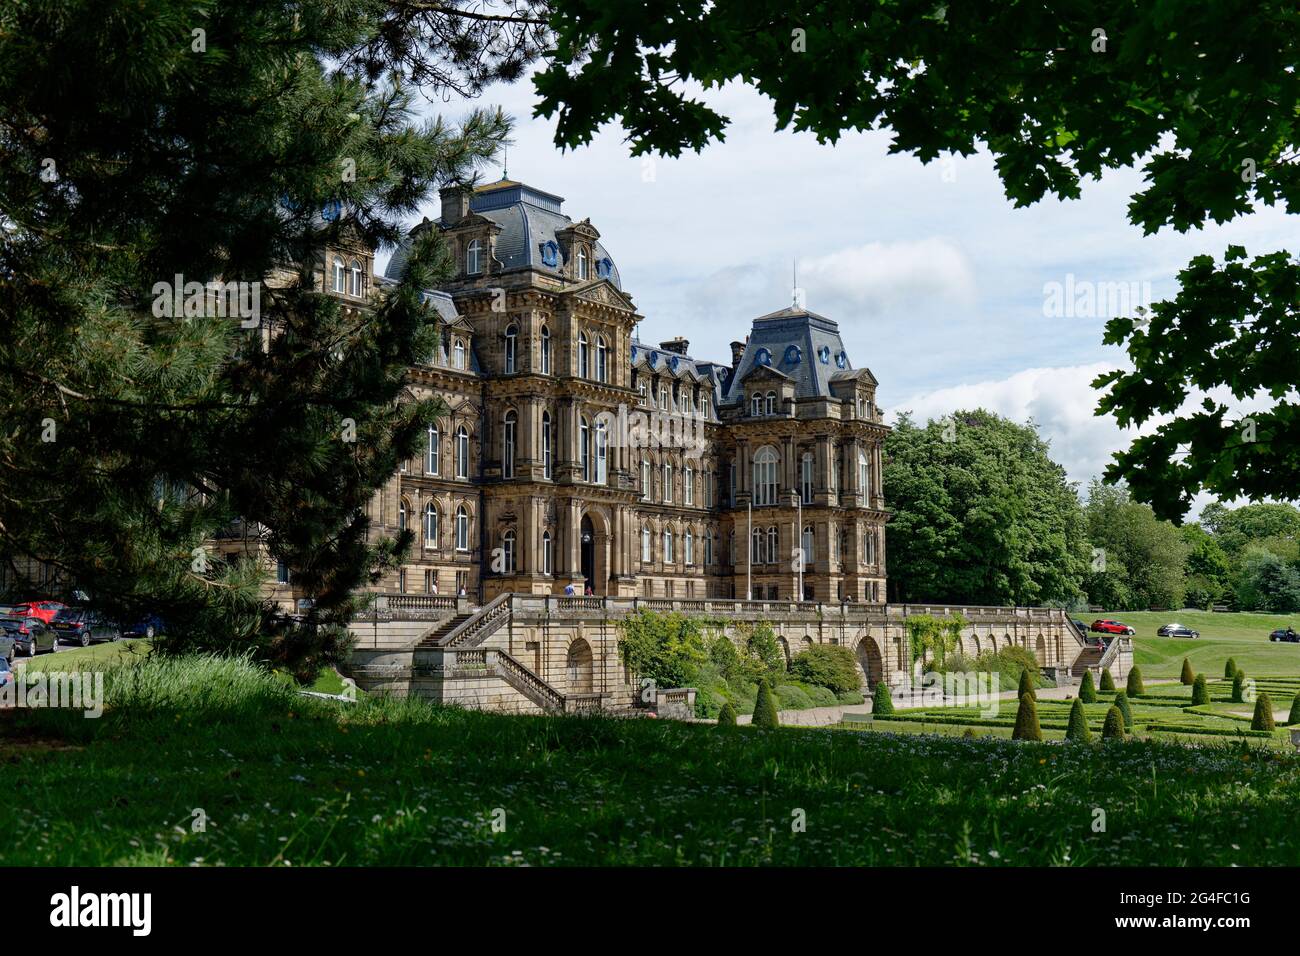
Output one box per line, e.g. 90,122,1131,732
885,410,1300,612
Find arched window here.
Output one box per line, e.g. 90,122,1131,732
398,498,408,532
753,446,778,506
540,325,551,374
542,411,552,479
641,526,652,563
542,531,553,574
802,525,814,570
503,411,517,478
663,528,674,564
765,391,776,415
579,416,590,481
800,452,814,503
578,332,589,378
466,238,483,275
859,450,870,497
332,257,345,293
684,465,694,505
502,529,515,573
685,530,694,566
455,426,469,479
663,462,673,503
455,505,470,551
577,247,589,279
767,526,778,564
596,335,608,382
595,418,608,484
504,324,517,374
751,393,762,417
427,425,439,475
452,338,466,369
348,259,363,296
751,527,763,564
424,502,439,547
640,459,651,501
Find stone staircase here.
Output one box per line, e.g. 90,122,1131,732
1071,644,1104,677
416,611,474,648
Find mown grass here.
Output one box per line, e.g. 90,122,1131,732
1093,610,1300,681
4,654,1300,865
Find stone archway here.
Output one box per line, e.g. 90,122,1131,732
778,636,791,666
856,636,884,690
1035,634,1047,665
566,638,594,693
577,508,610,595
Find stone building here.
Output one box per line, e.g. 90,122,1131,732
356,177,890,606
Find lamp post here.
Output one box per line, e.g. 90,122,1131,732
746,497,753,601
790,489,804,602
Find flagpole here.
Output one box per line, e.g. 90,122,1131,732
747,498,753,601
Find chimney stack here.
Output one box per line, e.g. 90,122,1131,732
439,184,471,224
730,338,747,368
659,337,690,356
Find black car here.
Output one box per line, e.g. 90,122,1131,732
0,616,57,656
1157,623,1200,639
50,608,122,646
1270,627,1300,643
1071,619,1089,638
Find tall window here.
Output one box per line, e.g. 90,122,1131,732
751,393,762,417
704,533,713,566
663,528,674,564
865,529,876,564
767,526,778,564
332,257,345,293
543,532,553,574
504,324,517,374
542,412,552,479
425,502,439,547
578,333,589,378
802,525,814,571
503,411,516,478
501,530,515,573
765,391,776,415
595,419,608,484
427,425,439,475
801,452,814,503
751,527,763,564
579,416,590,481
398,498,408,532
685,530,694,566
729,462,737,508
349,259,362,296
641,526,652,563
663,463,673,503
596,336,608,383
753,446,778,506
659,386,668,410
859,450,871,498
685,465,694,505
455,505,469,551
452,338,466,370
577,247,589,279
540,325,551,374
701,394,710,418
455,426,469,479
641,460,651,501
637,382,647,406
466,238,483,275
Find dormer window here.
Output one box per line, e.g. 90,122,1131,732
756,348,772,367
751,394,762,417
452,338,466,370
466,238,484,276
818,345,831,364
765,391,776,415
836,350,848,369
331,257,345,293
349,259,363,297
541,241,559,267
577,247,589,280
784,345,801,365
597,257,613,279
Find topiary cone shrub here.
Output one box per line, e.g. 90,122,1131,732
1180,658,1194,685
871,680,894,715
1012,692,1042,741
1065,697,1091,743
1225,658,1237,680
1113,690,1133,731
1252,692,1275,732
1078,670,1097,703
752,680,780,728
1191,674,1210,706
1126,666,1145,697
1101,705,1126,740
1231,670,1246,704
1289,692,1300,727
1099,668,1115,692
1017,667,1036,701
716,701,737,728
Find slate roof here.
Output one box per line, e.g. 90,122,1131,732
629,339,728,402
385,179,622,288
720,305,853,404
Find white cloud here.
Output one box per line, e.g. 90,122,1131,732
797,239,976,314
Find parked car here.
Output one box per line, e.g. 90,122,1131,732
1090,619,1136,636
1071,619,1089,638
50,608,122,646
7,600,66,625
1269,627,1299,643
122,614,164,640
1157,623,1200,639
0,616,57,657
0,634,13,664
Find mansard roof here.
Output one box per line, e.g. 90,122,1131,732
385,178,622,289
721,305,855,404
630,339,726,391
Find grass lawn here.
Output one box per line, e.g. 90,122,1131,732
1089,610,1300,680
5,653,1300,865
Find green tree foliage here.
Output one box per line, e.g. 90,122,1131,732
788,644,860,695
903,613,967,667
1083,482,1187,610
871,680,894,715
531,0,1300,516
1011,692,1042,742
1126,666,1145,697
1078,670,1097,703
752,679,780,728
0,0,511,677
618,610,710,689
1181,524,1233,608
1113,690,1133,731
1225,658,1238,680
742,623,788,679
1233,548,1300,613
1017,667,1035,702
716,701,737,728
1065,697,1091,743
1101,706,1126,740
1288,693,1300,727
1099,668,1115,692
1180,658,1194,685
1252,692,1276,732
1231,670,1247,704
881,411,1088,605
1191,674,1210,706
1202,503,1300,556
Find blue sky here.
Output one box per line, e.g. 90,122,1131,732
384,74,1295,506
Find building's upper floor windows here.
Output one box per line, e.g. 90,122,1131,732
751,393,762,417
764,391,776,415
577,247,589,280
596,336,608,383
578,332,589,378
332,257,345,294
753,446,778,506
540,325,551,374
466,238,484,275
541,241,559,267
784,345,801,365
452,338,466,370
349,260,363,297
504,325,517,374
755,348,772,367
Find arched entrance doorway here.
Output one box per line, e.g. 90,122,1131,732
566,638,594,693
856,636,883,690
579,514,595,593
1035,634,1047,665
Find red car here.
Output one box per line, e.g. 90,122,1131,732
1090,619,1135,636
8,600,66,625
